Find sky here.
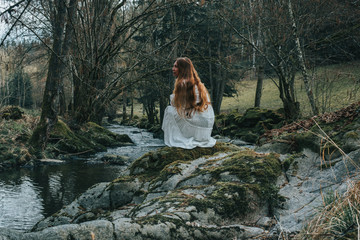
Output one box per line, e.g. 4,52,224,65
0,1,10,41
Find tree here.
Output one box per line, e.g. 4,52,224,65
8,68,33,108
30,0,68,148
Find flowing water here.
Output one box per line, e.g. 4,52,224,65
0,124,164,232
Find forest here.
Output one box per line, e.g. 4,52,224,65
1,1,360,239
1,0,359,147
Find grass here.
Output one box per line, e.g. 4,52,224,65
297,180,360,240
125,61,360,119
221,61,360,117
0,108,39,139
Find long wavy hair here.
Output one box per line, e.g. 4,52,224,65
173,57,211,117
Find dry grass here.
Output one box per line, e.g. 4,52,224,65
221,61,360,117
297,180,360,240
294,120,360,240
0,108,39,151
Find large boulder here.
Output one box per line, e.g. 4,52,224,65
22,142,283,239
44,120,134,158
273,148,360,236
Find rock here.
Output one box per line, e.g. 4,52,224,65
342,130,360,153
26,144,282,239
99,154,130,165
29,220,114,240
39,159,66,165
230,138,252,147
41,120,134,158
256,216,274,228
259,102,360,155
255,142,293,154
0,106,23,120
0,228,23,239
214,108,285,143
274,148,360,233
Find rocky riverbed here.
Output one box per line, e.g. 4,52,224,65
1,104,360,239
1,139,359,239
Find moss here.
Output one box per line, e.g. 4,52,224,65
112,175,138,183
156,160,186,181
188,150,281,186
0,106,23,120
282,153,302,172
293,131,320,152
136,213,185,227
173,150,283,217
39,120,134,158
129,142,241,177
46,120,95,155
80,122,133,147
215,107,285,143
208,182,249,216
344,131,359,139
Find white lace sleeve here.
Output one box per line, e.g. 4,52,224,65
195,85,200,104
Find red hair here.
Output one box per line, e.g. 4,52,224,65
173,57,211,117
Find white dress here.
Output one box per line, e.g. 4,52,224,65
161,86,216,149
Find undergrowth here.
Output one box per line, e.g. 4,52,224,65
294,121,360,240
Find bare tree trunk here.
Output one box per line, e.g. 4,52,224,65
122,91,127,121
207,26,214,101
130,91,134,120
18,74,21,106
22,77,26,107
30,0,67,148
254,65,264,107
59,0,78,116
288,0,318,115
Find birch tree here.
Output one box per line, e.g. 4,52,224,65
287,0,318,115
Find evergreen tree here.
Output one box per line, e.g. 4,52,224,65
8,69,33,108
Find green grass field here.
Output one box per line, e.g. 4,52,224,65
124,61,360,119
221,61,360,118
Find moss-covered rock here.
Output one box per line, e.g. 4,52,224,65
46,120,94,155
79,122,133,147
0,106,24,120
127,145,282,222
31,141,284,239
259,102,360,155
45,120,133,158
215,108,285,143
129,142,241,177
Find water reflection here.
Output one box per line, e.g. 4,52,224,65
0,174,44,231
0,164,126,231
0,124,165,231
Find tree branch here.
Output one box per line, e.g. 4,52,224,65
0,0,32,47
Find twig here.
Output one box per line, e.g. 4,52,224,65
0,0,32,47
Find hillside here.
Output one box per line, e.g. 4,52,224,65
221,61,360,117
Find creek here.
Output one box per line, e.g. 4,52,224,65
0,124,164,232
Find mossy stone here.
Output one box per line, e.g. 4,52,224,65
215,107,285,143
79,122,133,148
149,149,283,218
0,106,23,120
129,142,241,178
44,120,133,157
47,120,95,154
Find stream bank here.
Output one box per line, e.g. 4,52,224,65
0,124,164,232
2,103,360,239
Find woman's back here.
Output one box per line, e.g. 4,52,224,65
162,57,216,149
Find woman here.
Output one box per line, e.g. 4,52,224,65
162,57,216,149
